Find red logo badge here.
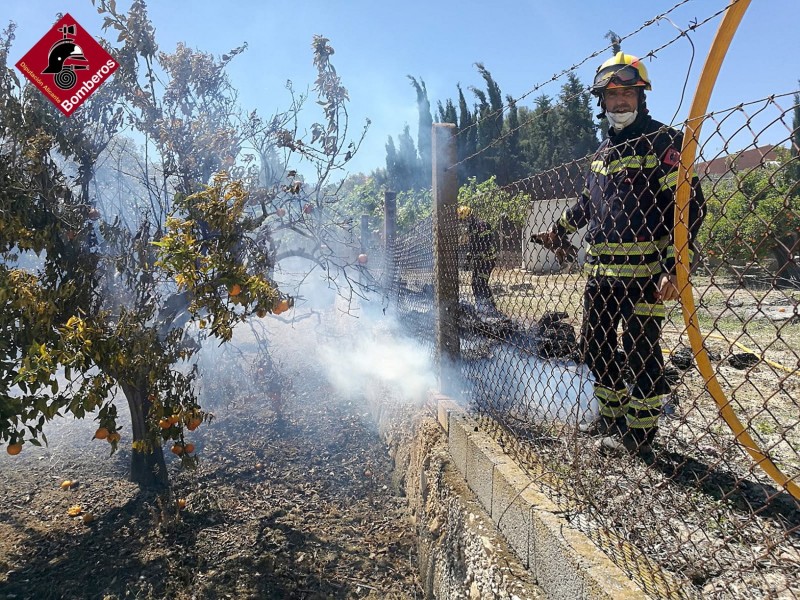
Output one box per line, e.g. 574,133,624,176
663,147,681,167
15,13,118,117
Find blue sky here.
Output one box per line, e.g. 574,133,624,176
6,1,800,177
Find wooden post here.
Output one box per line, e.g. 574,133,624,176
360,214,369,287
432,123,460,395
383,191,397,289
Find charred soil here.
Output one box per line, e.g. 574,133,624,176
0,358,422,599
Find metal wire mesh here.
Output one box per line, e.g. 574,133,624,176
384,93,800,599
392,215,435,353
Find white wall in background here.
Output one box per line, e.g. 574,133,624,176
522,198,587,273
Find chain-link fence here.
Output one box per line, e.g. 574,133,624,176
380,7,799,599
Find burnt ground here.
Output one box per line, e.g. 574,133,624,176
0,318,423,600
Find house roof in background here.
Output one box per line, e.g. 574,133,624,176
695,144,779,178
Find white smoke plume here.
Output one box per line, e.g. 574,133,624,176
318,326,436,404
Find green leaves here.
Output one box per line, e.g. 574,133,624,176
699,154,800,266
458,176,532,228
153,174,282,341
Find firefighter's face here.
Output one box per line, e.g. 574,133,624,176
604,87,638,113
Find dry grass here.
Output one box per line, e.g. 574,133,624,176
471,267,800,599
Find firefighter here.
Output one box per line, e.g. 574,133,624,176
458,205,499,313
531,52,705,460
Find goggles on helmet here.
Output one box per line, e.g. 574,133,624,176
592,64,645,93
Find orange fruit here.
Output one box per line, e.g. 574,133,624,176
177,498,187,509
60,480,73,490
184,443,195,454
256,308,267,318
82,513,95,524
6,443,22,456
67,505,82,516
229,284,242,297
273,299,291,315
187,418,202,431
94,427,109,440
159,418,172,429
169,414,181,425
171,444,184,456
107,432,121,443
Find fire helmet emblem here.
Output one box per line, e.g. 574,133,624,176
41,24,89,90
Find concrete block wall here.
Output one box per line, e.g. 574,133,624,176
429,391,650,600
360,376,651,599
365,383,543,599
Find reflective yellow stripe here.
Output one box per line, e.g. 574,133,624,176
590,154,659,175
583,262,662,278
659,171,678,191
627,394,665,429
664,246,695,262
596,386,627,417
659,169,696,191
600,405,627,418
559,211,577,233
628,395,666,411
595,386,626,404
633,302,665,318
627,414,661,429
588,237,669,257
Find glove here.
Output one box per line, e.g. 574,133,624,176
530,229,577,265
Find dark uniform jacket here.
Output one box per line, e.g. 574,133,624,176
466,215,497,262
556,113,705,278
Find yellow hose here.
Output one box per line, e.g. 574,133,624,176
674,0,799,499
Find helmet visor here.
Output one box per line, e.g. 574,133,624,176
592,64,645,92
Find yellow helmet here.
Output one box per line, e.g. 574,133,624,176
457,205,472,220
591,52,651,96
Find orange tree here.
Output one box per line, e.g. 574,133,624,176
0,68,282,487
2,2,367,489
457,175,533,228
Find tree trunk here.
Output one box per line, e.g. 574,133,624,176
121,382,169,489
771,234,800,287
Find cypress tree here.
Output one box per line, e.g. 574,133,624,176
470,87,492,182
457,84,477,185
472,64,506,183
505,95,523,182
438,98,458,125
554,73,598,164
408,76,433,187
385,135,400,189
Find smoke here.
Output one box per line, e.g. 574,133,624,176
474,346,597,424
269,256,437,407
318,324,436,405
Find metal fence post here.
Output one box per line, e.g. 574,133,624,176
360,214,370,253
383,191,397,290
432,123,460,395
